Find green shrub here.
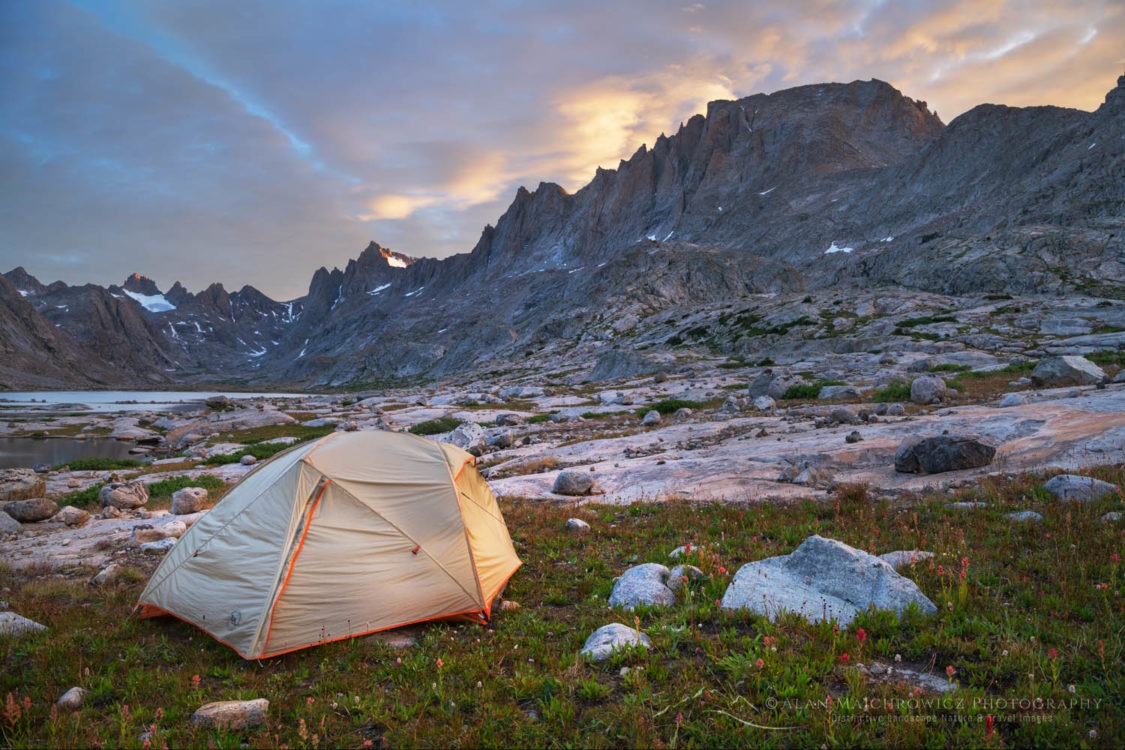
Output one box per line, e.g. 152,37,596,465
147,474,225,499
58,482,106,508
526,414,551,424
52,457,143,472
873,380,912,402
647,399,703,415
781,384,823,400
203,441,300,466
1087,350,1125,367
928,363,971,373
408,417,464,436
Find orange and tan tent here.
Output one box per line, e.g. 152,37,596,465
136,430,521,658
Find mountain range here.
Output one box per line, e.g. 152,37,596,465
3,73,1123,389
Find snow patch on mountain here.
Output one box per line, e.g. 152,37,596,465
824,242,854,255
123,289,176,312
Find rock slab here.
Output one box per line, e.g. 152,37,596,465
1042,474,1118,503
0,611,48,637
1031,356,1105,386
191,699,269,730
579,623,652,661
721,535,937,626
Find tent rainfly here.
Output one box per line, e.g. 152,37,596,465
136,430,522,658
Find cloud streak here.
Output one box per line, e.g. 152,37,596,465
1,0,1121,298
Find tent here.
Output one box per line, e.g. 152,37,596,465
135,430,522,658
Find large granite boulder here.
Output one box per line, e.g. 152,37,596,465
1030,356,1105,387
448,422,486,456
0,612,48,637
2,497,58,523
553,470,599,496
579,623,652,661
0,469,46,502
608,564,676,608
171,487,208,515
894,434,997,474
721,535,936,626
910,375,948,404
1042,474,1119,503
99,481,150,510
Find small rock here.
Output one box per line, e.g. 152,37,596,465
66,479,81,489
752,395,776,411
1006,510,1043,523
51,505,90,527
819,385,860,400
99,481,149,510
672,407,694,419
666,564,705,592
1101,511,1122,523
998,393,1027,408
950,501,988,509
160,520,188,538
668,545,689,559
140,537,177,553
171,487,208,515
910,375,947,405
1042,474,1119,503
878,550,935,569
499,600,521,611
608,563,675,608
191,699,269,730
0,611,48,637
565,518,591,534
92,563,120,586
845,430,863,444
239,454,258,466
56,687,86,710
495,413,524,427
553,470,598,496
0,511,22,534
2,497,58,523
885,403,906,416
100,505,122,519
579,623,651,661
641,410,661,426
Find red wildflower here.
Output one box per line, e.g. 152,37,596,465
856,629,867,645
840,653,850,662
985,715,994,738
1048,648,1058,660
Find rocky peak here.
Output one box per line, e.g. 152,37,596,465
1097,70,1125,114
2,267,47,295
164,281,193,307
121,273,161,296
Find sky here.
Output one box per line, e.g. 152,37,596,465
1,1,1122,300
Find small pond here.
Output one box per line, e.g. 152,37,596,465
0,437,139,471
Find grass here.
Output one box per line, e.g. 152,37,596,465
51,457,144,472
780,380,847,400
220,424,337,445
2,466,1122,747
873,380,913,403
408,417,465,436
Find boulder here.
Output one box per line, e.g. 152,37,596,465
0,611,48,637
910,375,947,404
720,535,937,626
752,395,776,411
56,687,86,711
240,454,258,466
641,410,661,426
845,430,863,444
565,518,590,534
878,550,935,570
0,469,46,502
2,497,58,523
140,537,177,553
819,385,861,400
448,422,487,456
1030,356,1105,387
999,393,1027,407
885,403,906,416
894,435,997,474
598,390,630,406
52,505,90,527
191,699,269,730
495,413,524,427
1006,511,1044,523
0,511,21,534
666,564,706,592
487,430,516,449
92,563,121,586
608,563,676,608
579,623,652,661
171,487,208,515
1102,512,1122,523
99,481,149,510
204,395,232,410
1042,474,1119,503
100,505,122,519
553,470,598,496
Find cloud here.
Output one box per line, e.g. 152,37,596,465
1,0,1121,299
